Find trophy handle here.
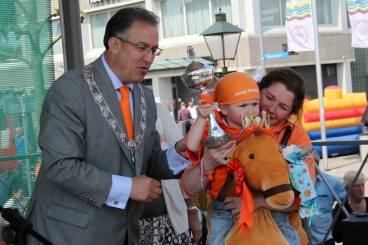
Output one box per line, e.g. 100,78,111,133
199,89,212,105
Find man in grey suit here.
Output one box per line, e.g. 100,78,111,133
25,7,191,245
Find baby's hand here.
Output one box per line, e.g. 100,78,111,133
197,99,214,119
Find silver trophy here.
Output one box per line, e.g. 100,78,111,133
181,46,233,148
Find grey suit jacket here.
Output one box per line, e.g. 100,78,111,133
26,56,176,245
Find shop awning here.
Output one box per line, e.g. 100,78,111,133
149,56,216,71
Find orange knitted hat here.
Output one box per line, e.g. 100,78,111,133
212,72,260,104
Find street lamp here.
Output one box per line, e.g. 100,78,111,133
200,10,244,74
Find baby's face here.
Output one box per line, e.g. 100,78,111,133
220,99,260,128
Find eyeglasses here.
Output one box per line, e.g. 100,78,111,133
116,37,163,56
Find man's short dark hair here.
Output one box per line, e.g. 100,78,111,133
103,7,160,50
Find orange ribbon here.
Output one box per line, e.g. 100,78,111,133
227,159,244,196
239,181,254,235
227,158,253,235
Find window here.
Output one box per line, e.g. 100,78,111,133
316,0,332,25
52,21,63,54
0,0,53,213
90,11,116,49
160,0,232,39
261,0,333,27
160,1,185,38
261,0,285,26
185,0,211,35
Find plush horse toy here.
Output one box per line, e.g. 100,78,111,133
224,112,308,245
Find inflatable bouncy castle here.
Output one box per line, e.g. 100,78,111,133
301,86,366,157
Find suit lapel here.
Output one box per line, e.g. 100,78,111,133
91,57,135,169
132,84,144,176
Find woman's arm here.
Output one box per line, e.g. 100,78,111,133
288,126,315,182
253,195,298,212
185,197,202,243
181,140,236,197
223,194,297,219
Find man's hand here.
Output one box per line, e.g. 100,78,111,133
130,175,162,202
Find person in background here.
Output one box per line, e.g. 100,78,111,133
3,186,24,211
25,7,190,245
0,172,12,206
332,170,368,243
163,100,174,117
311,151,346,245
140,103,202,244
14,127,26,156
187,101,198,123
177,101,192,134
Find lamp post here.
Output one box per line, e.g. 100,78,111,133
200,10,244,74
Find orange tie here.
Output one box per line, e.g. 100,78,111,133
119,86,134,140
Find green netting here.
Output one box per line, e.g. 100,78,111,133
0,0,53,227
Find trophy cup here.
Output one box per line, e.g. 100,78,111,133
181,46,233,149
181,46,234,211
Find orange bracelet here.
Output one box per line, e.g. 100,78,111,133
198,163,215,180
204,169,215,180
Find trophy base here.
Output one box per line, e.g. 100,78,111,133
203,133,234,149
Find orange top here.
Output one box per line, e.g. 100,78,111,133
270,120,315,182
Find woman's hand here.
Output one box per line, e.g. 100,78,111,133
185,197,202,244
253,195,267,212
202,140,236,172
187,209,202,244
224,196,242,218
180,140,236,196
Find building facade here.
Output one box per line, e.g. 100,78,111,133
51,0,367,119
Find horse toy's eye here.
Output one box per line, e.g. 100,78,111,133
279,150,282,153
249,154,254,159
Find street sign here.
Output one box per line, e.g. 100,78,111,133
264,52,289,60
